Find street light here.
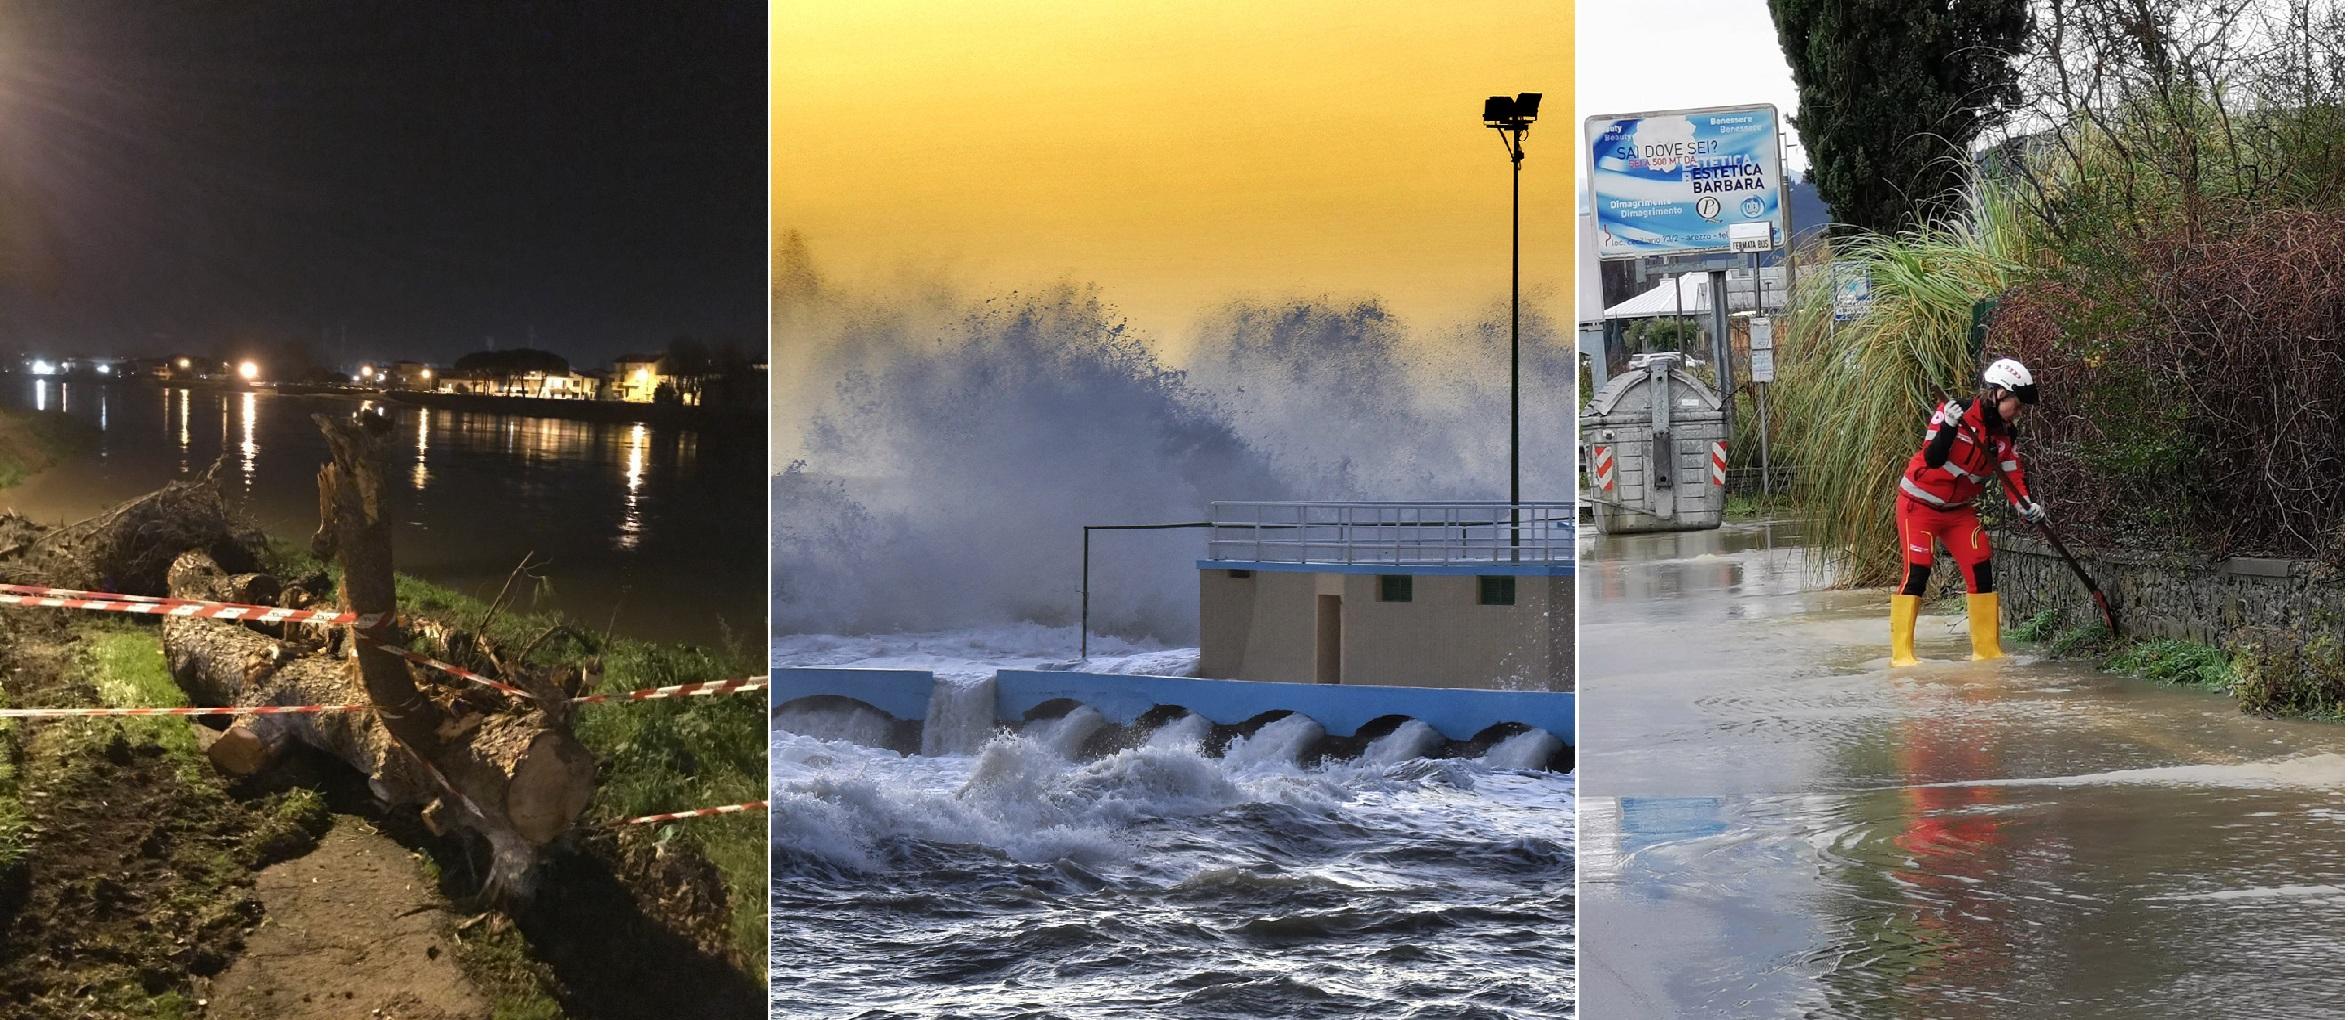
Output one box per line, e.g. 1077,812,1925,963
237,360,259,382
1483,91,1540,555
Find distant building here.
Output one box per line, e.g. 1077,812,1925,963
607,354,664,403
386,361,434,390
438,369,596,399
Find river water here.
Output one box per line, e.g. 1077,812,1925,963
767,633,1576,1019
1579,521,2344,1019
0,379,760,646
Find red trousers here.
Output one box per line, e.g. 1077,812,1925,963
1896,495,1992,592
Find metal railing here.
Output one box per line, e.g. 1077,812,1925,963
1206,501,1574,565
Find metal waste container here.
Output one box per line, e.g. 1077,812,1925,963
1579,352,1727,534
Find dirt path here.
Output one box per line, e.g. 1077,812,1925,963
206,821,488,1020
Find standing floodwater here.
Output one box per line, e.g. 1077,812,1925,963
768,636,1575,1019
1578,521,2343,1018
0,380,760,645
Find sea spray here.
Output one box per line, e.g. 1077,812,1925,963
1145,712,1212,752
1177,297,1573,499
772,240,1573,643
1024,705,1109,759
1483,728,1565,770
774,279,1287,640
1361,719,1443,765
919,675,998,756
1222,714,1327,770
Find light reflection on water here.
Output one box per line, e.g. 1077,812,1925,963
0,380,757,646
620,423,647,550
238,390,258,489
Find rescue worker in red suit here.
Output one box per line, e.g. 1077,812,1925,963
1890,358,2044,665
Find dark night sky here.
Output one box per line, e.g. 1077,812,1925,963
0,1,764,370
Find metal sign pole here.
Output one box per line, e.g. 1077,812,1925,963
1709,270,1732,441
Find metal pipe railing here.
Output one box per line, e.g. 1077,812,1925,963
1204,501,1574,565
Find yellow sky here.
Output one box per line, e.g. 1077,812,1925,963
774,1,1571,350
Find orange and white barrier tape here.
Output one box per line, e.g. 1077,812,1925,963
620,800,767,826
570,677,765,704
0,703,368,718
364,641,536,700
0,584,769,712
0,584,387,629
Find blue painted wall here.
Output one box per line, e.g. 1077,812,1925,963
773,666,1574,745
769,667,936,722
995,670,1571,742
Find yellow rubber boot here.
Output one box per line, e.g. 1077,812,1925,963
1967,592,2004,661
1890,594,1921,667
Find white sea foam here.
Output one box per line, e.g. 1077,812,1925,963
1483,729,1565,770
1361,720,1443,765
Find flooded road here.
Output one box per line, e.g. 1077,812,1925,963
0,379,760,646
1579,521,2343,1019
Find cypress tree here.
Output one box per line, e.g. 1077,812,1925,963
1767,0,2029,234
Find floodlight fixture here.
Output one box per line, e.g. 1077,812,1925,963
1479,89,1541,554
237,360,260,382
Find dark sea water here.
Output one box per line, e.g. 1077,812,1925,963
769,711,1574,1019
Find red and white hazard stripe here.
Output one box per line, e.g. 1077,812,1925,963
366,641,535,699
621,800,767,826
1709,440,1729,487
571,677,765,705
0,703,368,718
1592,445,1616,492
0,584,386,629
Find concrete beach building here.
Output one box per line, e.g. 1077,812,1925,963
1196,501,1574,691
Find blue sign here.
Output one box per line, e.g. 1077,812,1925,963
1831,260,1873,321
1586,104,1787,260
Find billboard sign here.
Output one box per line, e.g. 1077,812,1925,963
1586,104,1787,261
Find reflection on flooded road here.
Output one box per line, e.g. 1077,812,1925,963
1580,521,2343,1019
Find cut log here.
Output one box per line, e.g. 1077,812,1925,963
151,410,597,897
204,717,293,777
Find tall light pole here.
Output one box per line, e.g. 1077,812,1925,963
1484,92,1540,555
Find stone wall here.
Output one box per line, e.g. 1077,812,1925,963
1992,532,2342,644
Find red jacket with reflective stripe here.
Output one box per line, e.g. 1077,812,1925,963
1897,398,2030,510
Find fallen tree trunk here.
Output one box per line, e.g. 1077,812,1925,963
152,410,596,897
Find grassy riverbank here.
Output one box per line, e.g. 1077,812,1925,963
0,408,97,490
285,544,766,1015
0,539,764,1018
2014,609,2345,721
0,617,332,1017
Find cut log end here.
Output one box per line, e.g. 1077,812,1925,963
505,731,599,845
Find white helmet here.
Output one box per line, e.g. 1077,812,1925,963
1983,358,2037,404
